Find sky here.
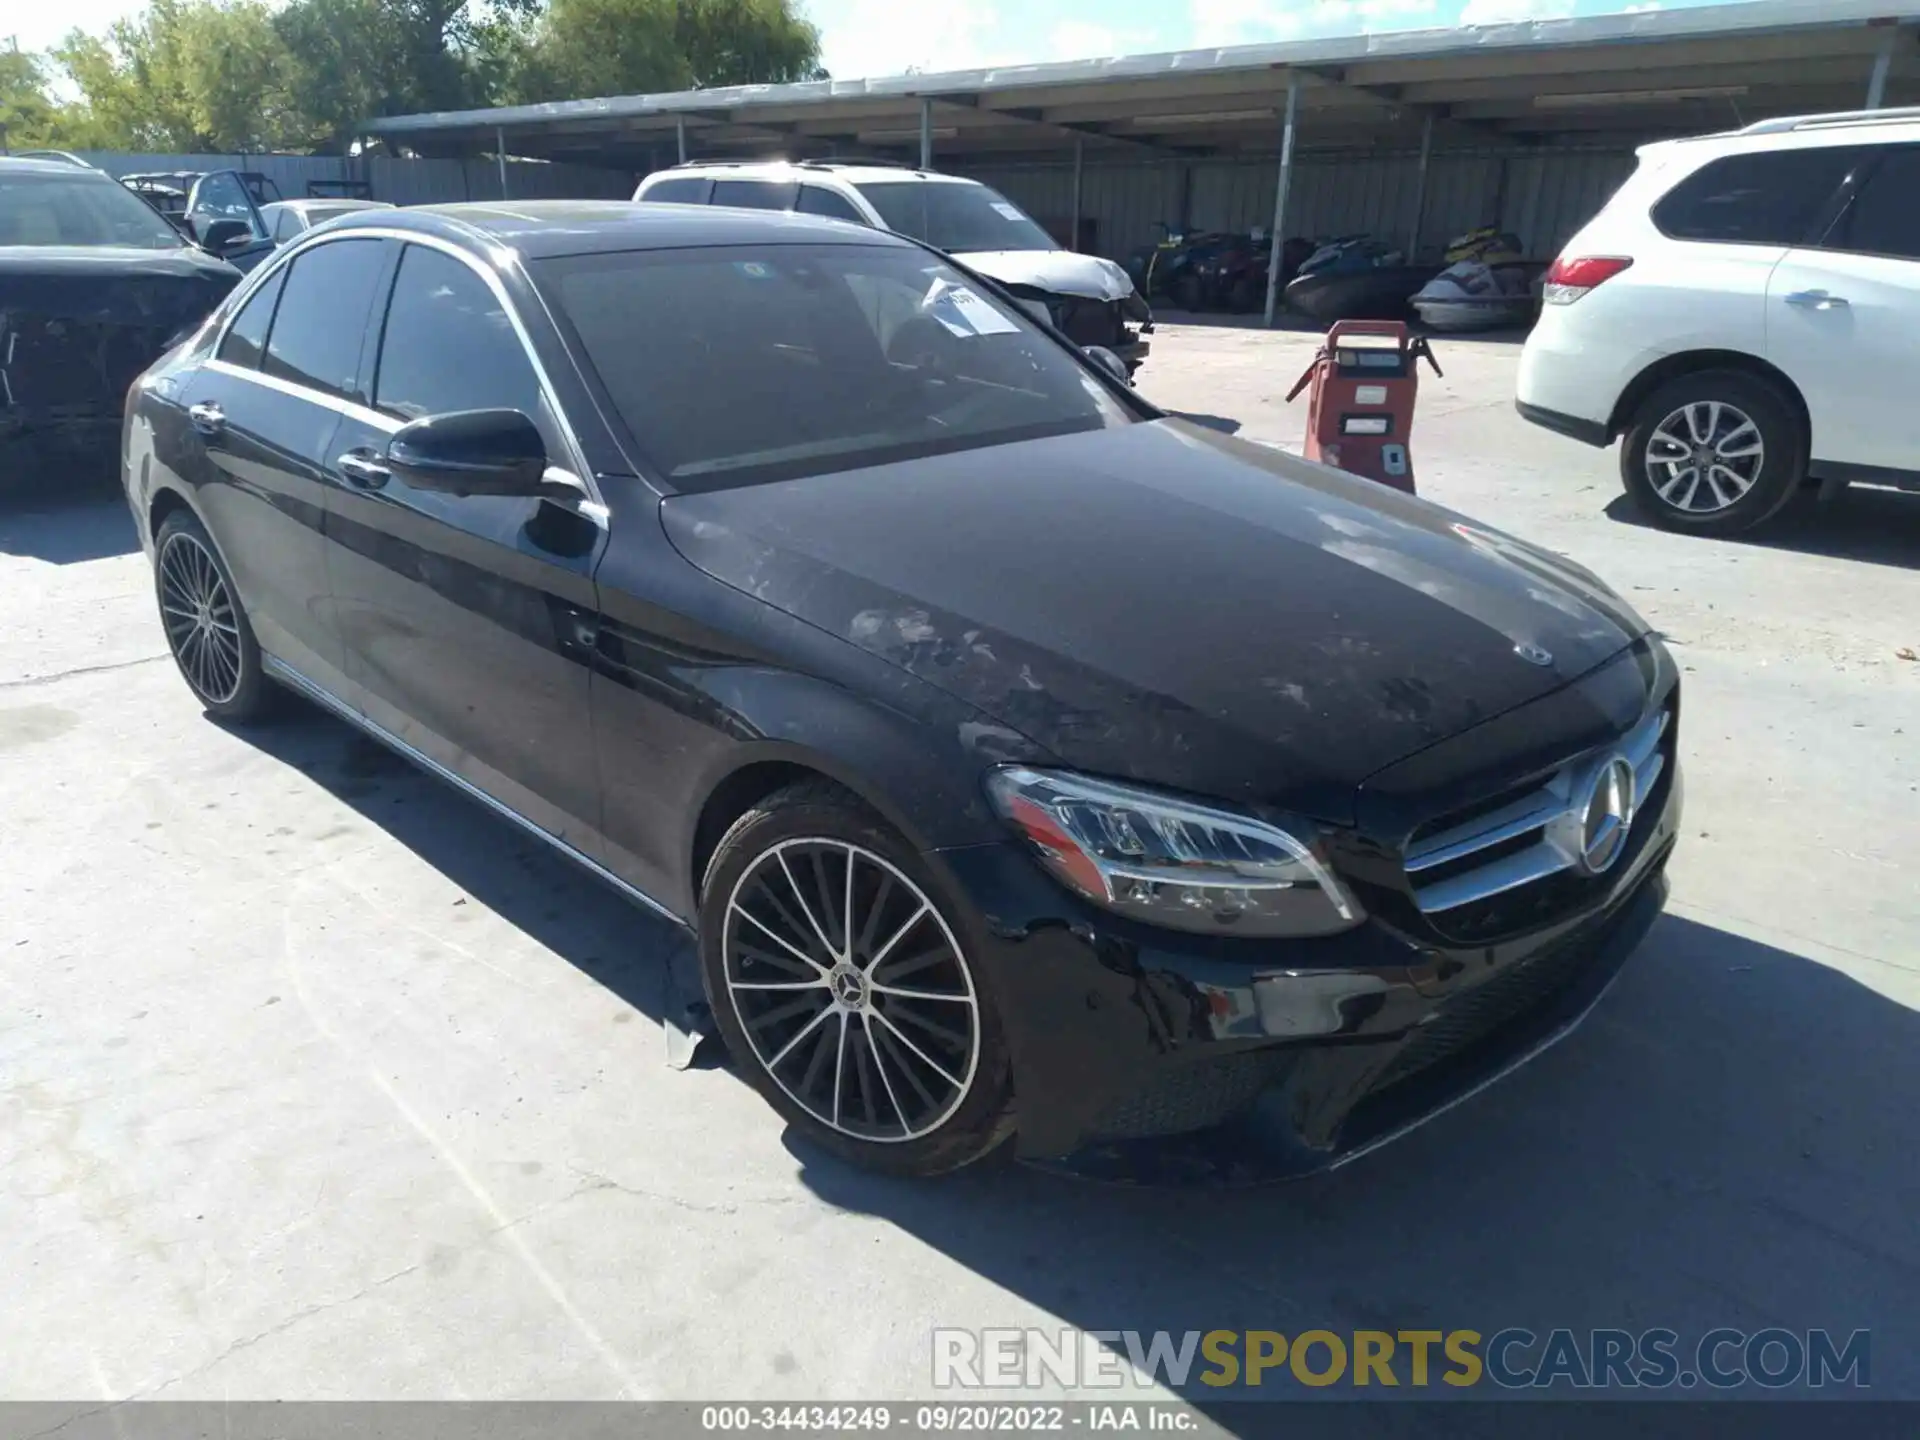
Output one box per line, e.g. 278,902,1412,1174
9,0,1711,77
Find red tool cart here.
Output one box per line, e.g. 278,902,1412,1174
1285,320,1442,495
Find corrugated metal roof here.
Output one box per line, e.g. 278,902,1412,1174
366,0,1920,164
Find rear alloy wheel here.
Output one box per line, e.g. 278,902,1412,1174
154,511,275,722
1620,371,1805,536
699,781,1015,1175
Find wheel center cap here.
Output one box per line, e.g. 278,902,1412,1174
1694,445,1715,468
831,969,867,1008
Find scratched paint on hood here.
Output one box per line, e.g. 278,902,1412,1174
660,419,1648,823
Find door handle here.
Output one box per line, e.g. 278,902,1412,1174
336,451,391,489
188,402,226,435
1782,290,1849,310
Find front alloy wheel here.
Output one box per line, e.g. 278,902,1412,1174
722,838,980,1142
698,780,1015,1175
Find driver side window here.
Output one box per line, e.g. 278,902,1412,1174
374,242,550,431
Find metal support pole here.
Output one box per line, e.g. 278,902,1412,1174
1866,33,1895,109
920,98,933,170
1406,112,1434,261
496,127,508,199
1071,137,1084,252
1263,72,1300,329
676,115,688,164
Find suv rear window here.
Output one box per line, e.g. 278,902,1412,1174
642,177,709,204
712,179,796,211
1652,148,1859,245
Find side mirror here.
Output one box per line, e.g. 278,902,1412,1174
198,218,255,254
387,409,550,497
1083,345,1130,386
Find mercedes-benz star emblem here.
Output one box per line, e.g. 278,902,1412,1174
1578,756,1637,874
831,971,867,1008
1514,642,1554,666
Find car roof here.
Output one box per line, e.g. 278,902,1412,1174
0,156,117,179
655,161,980,187
324,199,920,258
265,198,392,213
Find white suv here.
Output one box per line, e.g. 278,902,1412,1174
1517,109,1920,535
634,161,1152,373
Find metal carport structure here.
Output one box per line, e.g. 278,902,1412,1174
366,0,1920,320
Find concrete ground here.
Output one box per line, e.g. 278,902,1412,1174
3,322,1917,1408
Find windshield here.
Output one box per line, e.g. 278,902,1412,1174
539,243,1130,490
852,181,1057,254
0,171,185,249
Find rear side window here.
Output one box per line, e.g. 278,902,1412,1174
1652,148,1859,245
642,176,709,204
217,268,286,369
712,179,796,211
1822,147,1920,261
797,185,867,224
262,237,391,403
374,244,542,421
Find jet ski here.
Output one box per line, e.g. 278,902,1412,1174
1283,236,1439,323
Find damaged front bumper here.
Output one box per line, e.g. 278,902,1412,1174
926,759,1679,1182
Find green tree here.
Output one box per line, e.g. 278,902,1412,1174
54,0,298,151
0,43,107,150
508,0,823,105
273,0,489,151
41,0,826,156
670,0,825,89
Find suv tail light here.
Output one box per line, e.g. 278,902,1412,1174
1543,255,1633,305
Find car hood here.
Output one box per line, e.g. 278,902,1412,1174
1,246,239,424
954,248,1135,302
660,422,1649,822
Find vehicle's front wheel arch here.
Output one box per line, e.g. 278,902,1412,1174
1607,350,1810,457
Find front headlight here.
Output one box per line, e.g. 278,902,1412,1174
985,767,1363,938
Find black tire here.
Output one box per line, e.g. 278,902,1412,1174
698,779,1016,1177
153,510,277,723
1619,370,1807,536
1172,273,1205,313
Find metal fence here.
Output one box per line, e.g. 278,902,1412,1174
69,151,637,206
963,147,1637,265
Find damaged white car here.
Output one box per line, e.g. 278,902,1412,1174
634,161,1152,375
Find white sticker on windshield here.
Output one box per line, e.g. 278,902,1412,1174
923,279,1020,337
991,202,1025,221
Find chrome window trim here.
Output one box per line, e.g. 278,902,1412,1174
263,654,687,929
207,224,606,512
204,356,401,432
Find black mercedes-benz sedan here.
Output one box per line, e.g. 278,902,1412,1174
124,201,1680,1178
2,156,242,486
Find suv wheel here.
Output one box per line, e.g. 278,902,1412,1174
698,780,1017,1176
1620,371,1806,536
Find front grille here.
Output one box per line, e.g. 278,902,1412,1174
1400,704,1670,940
1372,931,1598,1089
